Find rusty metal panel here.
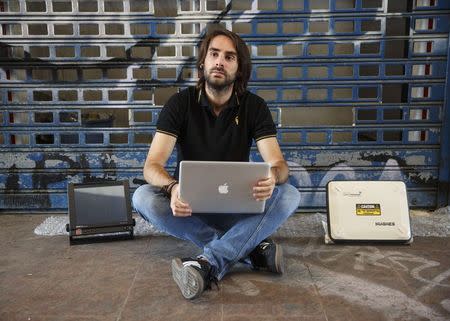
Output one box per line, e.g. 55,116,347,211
1,0,449,212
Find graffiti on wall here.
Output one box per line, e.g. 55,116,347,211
0,0,444,210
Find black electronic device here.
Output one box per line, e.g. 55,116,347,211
66,180,135,245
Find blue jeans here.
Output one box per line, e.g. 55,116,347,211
132,183,300,280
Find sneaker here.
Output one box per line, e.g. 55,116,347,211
171,257,218,300
248,238,284,274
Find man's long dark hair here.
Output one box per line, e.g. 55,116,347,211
196,28,252,97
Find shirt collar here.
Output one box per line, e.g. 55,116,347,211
197,88,240,111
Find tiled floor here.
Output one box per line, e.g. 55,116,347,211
1,215,449,321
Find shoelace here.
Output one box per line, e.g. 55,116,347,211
259,242,270,251
182,260,202,269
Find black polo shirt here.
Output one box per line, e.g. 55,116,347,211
156,86,277,179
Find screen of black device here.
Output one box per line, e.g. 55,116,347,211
73,185,129,226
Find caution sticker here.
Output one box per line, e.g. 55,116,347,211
356,204,381,216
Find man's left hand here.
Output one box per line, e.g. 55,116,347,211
253,175,276,201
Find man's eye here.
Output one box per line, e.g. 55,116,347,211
226,56,235,61
210,52,218,57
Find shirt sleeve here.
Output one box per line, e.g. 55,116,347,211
156,92,184,139
253,99,277,142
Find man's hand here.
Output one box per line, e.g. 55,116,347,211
253,173,276,201
170,184,192,217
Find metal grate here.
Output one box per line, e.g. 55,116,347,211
1,0,449,212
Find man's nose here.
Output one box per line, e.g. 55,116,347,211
215,55,225,67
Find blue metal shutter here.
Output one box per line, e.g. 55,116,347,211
1,0,449,212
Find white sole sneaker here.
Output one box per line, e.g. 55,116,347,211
171,258,205,300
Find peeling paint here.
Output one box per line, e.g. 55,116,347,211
415,172,434,182
314,152,372,167
405,155,427,166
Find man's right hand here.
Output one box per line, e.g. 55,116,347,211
170,184,192,217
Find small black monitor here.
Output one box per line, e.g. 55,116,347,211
67,181,134,244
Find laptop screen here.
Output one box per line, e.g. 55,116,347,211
72,184,129,227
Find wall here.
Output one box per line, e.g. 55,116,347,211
1,0,449,212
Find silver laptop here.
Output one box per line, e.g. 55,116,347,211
179,161,271,214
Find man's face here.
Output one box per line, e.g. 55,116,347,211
203,35,239,91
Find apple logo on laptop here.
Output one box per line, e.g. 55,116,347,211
218,183,229,194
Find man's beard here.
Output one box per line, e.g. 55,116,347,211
204,68,236,93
